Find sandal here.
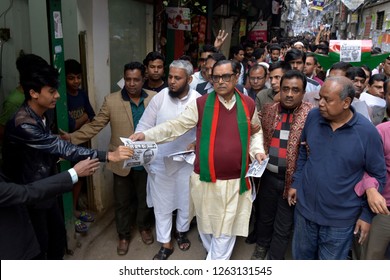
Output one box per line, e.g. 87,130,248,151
175,231,191,251
75,220,88,233
153,246,174,260
77,211,95,222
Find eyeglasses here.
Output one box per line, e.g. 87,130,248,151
211,73,235,83
249,76,266,82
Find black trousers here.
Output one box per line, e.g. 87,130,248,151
29,201,66,260
255,169,294,260
113,169,154,240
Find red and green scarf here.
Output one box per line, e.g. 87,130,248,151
199,89,251,194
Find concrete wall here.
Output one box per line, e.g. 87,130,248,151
359,1,390,49
1,0,152,212
28,0,49,60
0,0,31,105
76,0,113,212
108,0,150,92
61,0,79,61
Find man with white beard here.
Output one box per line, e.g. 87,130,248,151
135,60,201,260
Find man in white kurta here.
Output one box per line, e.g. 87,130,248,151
131,60,266,260
136,60,201,260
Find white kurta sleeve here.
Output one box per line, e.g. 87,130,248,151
144,100,199,144
135,92,162,132
249,107,265,160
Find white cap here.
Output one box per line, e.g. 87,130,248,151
294,41,304,47
258,62,269,69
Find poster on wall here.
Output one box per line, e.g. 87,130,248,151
53,11,63,39
364,16,371,38
166,7,191,31
248,21,268,42
381,33,390,52
191,15,206,44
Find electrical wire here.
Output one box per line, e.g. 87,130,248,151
0,0,14,27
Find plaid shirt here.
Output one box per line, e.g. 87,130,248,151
260,101,313,197
267,111,293,176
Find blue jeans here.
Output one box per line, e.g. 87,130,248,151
292,210,354,260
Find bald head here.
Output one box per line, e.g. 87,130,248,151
323,76,356,101
319,76,355,123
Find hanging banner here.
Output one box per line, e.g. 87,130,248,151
166,7,191,31
311,0,325,11
341,0,364,11
272,0,280,14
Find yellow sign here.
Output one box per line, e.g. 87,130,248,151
239,19,247,39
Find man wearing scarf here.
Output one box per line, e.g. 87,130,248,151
130,60,266,260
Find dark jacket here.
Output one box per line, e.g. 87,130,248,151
0,171,73,259
292,107,386,226
2,103,105,208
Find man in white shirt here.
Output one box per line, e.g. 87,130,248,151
190,44,218,92
136,60,201,260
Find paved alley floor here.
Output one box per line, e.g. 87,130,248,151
64,207,292,260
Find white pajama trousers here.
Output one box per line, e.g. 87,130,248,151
155,210,190,243
199,232,236,260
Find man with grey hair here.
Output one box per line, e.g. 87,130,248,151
135,60,201,260
288,76,386,259
131,59,266,260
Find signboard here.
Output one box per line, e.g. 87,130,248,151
248,21,267,42
351,13,358,23
239,19,247,39
166,7,191,31
339,40,362,62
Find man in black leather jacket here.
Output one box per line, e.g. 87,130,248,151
2,55,133,259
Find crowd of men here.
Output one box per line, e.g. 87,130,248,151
1,30,390,260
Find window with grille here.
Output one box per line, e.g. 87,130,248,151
377,11,384,30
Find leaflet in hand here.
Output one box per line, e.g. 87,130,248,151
245,157,269,178
120,137,158,168
167,149,195,164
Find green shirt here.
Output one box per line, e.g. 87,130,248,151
0,88,24,126
121,89,148,171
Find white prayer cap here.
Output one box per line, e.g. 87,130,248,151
294,41,304,47
258,62,269,69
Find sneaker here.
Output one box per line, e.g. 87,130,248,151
74,220,88,233
251,245,268,260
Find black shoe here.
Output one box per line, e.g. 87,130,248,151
251,245,267,260
245,230,257,244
